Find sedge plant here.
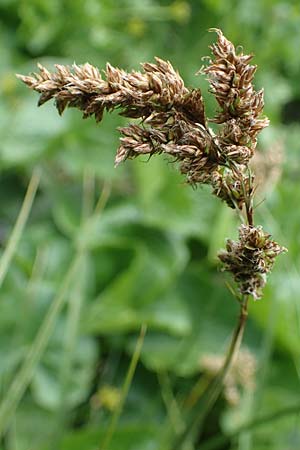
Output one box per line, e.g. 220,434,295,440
18,28,286,446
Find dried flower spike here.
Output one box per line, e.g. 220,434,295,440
18,29,286,300
202,28,270,175
16,30,267,195
218,225,287,300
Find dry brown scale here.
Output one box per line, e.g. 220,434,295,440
17,29,286,300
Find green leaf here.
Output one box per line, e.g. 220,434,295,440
76,203,142,250
82,231,188,334
126,265,238,376
132,158,218,240
31,335,97,411
61,423,158,450
0,98,66,168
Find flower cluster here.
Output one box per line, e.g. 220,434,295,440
200,29,270,209
18,58,219,185
218,225,287,299
18,29,286,300
17,30,267,201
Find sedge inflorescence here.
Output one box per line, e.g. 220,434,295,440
17,29,286,300
219,225,286,300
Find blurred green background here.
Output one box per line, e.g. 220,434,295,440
1,1,300,449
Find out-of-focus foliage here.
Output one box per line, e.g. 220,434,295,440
1,1,300,449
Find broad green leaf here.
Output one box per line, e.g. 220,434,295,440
0,98,65,168
31,336,97,411
132,157,218,240
76,203,142,250
82,232,188,334
126,265,238,376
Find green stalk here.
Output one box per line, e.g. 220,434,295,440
200,401,300,450
101,324,147,450
52,167,97,447
173,295,249,449
0,253,82,438
51,257,86,449
158,371,185,435
0,168,41,288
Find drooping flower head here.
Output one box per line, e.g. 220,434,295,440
17,29,286,300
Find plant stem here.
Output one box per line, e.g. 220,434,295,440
174,295,249,449
0,253,82,439
100,324,147,450
175,180,252,448
243,167,254,227
0,168,40,289
200,294,249,415
200,401,300,450
222,295,249,374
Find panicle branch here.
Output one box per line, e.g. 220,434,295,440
201,28,270,176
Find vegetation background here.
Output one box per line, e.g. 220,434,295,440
0,0,300,449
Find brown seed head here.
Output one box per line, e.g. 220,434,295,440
201,29,269,171
218,224,287,299
17,30,269,203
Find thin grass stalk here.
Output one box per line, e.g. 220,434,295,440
51,257,86,450
0,168,40,289
82,166,96,220
0,253,82,439
100,324,147,450
172,295,249,449
53,168,105,448
200,401,300,450
95,180,112,215
158,371,185,436
173,188,253,448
